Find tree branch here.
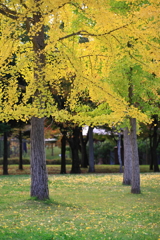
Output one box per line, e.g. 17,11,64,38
80,54,108,58
0,9,18,20
0,4,18,19
0,4,17,15
128,51,147,66
20,0,28,9
58,1,84,11
58,24,129,41
58,2,70,9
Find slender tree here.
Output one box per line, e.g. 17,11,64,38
3,131,8,175
117,132,123,173
0,123,10,175
130,118,140,193
60,130,67,174
80,127,89,168
88,127,95,173
19,130,23,170
68,126,81,174
123,127,132,185
150,115,160,172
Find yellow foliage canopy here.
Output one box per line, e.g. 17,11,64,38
0,0,159,125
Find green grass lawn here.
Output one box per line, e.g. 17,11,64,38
0,173,160,240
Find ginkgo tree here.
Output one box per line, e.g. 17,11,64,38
0,0,127,200
0,0,114,199
0,0,159,198
63,0,160,193
107,58,159,192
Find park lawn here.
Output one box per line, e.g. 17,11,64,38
0,173,159,240
0,164,154,175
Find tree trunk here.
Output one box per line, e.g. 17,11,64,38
117,132,123,173
127,68,140,193
88,127,95,173
149,133,154,170
19,130,23,170
123,127,132,185
152,115,159,172
61,131,66,174
70,126,81,173
130,118,140,194
29,1,49,199
30,117,49,200
3,131,8,175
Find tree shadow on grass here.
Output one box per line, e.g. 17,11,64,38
27,196,82,210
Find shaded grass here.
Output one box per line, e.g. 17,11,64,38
0,164,154,175
0,173,160,239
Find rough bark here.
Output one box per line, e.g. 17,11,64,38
130,118,141,194
3,131,8,175
88,127,95,173
123,127,132,185
30,117,49,200
19,130,23,170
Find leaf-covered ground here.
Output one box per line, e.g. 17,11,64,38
0,173,159,239
0,164,154,175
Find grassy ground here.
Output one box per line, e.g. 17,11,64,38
0,164,154,175
0,173,159,240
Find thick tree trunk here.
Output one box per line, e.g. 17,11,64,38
88,127,95,173
130,118,140,194
29,1,49,199
123,127,132,185
3,132,8,175
30,117,49,200
61,132,66,174
19,130,23,170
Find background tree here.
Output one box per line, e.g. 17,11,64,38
70,0,160,193
0,123,11,175
123,127,132,185
80,127,89,168
105,59,159,193
88,126,95,172
9,120,30,170
149,115,160,172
